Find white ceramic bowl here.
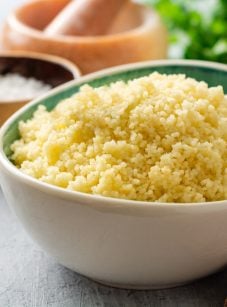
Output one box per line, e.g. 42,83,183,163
0,60,227,289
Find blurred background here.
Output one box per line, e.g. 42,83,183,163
1,0,226,65
141,0,227,62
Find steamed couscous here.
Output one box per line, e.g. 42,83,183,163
11,73,227,203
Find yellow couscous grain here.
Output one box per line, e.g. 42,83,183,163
11,73,227,202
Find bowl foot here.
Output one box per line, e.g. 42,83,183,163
91,278,190,290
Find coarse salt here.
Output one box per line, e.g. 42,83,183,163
0,73,51,101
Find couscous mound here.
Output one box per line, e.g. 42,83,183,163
11,73,227,202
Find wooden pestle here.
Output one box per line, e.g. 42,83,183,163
45,0,128,36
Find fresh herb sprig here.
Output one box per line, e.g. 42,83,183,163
139,0,227,63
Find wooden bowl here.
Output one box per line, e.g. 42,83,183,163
1,0,168,74
0,51,80,126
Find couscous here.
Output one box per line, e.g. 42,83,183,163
11,73,227,202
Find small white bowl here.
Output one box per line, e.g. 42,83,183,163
0,60,227,289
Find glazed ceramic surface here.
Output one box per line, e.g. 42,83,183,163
0,60,227,289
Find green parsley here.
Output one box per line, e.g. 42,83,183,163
138,0,227,63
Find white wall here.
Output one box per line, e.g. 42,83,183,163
0,0,26,22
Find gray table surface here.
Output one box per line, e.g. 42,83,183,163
0,189,227,307
0,1,227,306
